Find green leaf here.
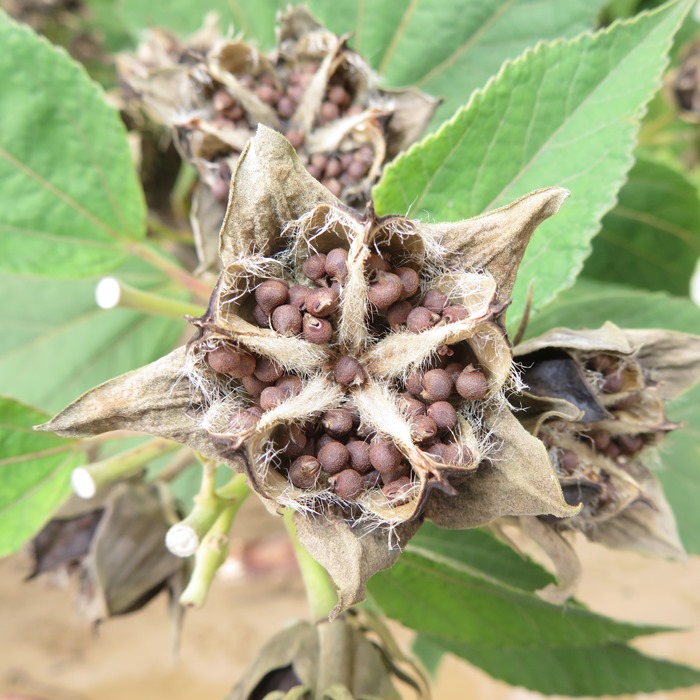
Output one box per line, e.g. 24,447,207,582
0,264,186,413
0,397,85,557
583,156,700,296
0,13,145,277
373,1,691,326
526,277,700,553
425,636,700,696
368,549,669,650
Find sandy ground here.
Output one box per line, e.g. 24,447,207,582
2,497,700,700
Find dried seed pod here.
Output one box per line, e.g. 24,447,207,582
394,267,420,298
302,314,333,344
318,440,350,474
427,401,458,431
420,369,453,402
255,279,289,314
422,290,448,314
272,304,303,335
207,346,256,378
455,368,488,400
369,438,402,473
368,272,403,309
410,414,438,443
385,300,412,328
442,305,469,323
289,455,321,489
346,440,372,474
331,469,364,499
321,408,354,438
260,386,288,411
334,356,365,386
288,284,310,309
302,253,328,281
406,306,437,333
325,248,349,282
254,356,284,383
382,476,412,503
306,287,339,317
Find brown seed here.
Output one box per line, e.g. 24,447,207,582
455,368,488,401
331,469,364,499
369,439,402,473
346,440,372,474
382,476,412,503
427,401,458,430
213,89,234,111
289,455,321,489
328,84,350,107
406,306,437,333
560,449,580,470
285,129,305,149
618,434,645,455
365,253,391,274
229,408,261,432
288,284,310,309
254,356,284,383
207,346,256,378
255,84,278,105
322,408,354,439
259,386,288,411
444,362,465,381
393,267,420,298
423,442,447,460
443,441,473,467
227,104,244,121
280,424,307,458
443,305,470,323
347,159,369,180
242,374,271,397
320,101,339,123
277,95,295,119
272,304,302,335
334,356,365,386
211,178,230,201
306,287,339,317
398,394,426,418
302,253,328,281
317,433,336,451
302,314,333,343
325,158,342,178
423,289,448,313
325,248,349,282
318,440,350,474
588,429,611,452
421,369,454,402
252,304,270,327
602,371,624,393
405,371,424,396
588,353,616,374
340,153,354,170
276,374,303,397
306,163,322,179
379,461,411,483
605,441,621,459
368,272,403,309
363,470,382,489
255,279,289,314
410,415,438,443
385,300,412,328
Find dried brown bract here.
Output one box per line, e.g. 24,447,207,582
40,127,577,613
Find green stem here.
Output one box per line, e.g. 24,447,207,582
179,474,251,607
147,216,194,244
71,438,179,499
127,240,212,301
96,277,205,319
283,508,337,620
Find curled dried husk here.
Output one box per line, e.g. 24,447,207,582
117,7,439,269
41,127,577,613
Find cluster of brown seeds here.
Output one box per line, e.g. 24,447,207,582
203,243,491,506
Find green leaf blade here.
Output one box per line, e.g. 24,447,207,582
0,14,145,277
373,1,691,324
0,397,85,557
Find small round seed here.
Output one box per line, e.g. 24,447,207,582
398,394,426,418
618,434,644,455
363,470,382,489
328,84,350,107
334,356,365,386
410,414,438,444
379,461,411,483
455,368,488,400
276,374,302,397
324,178,343,197
289,455,321,489
444,362,465,381
255,84,278,105
369,439,402,473
421,369,454,402
405,371,424,396
252,304,270,327
271,304,303,335
385,300,412,328
320,101,339,123
213,89,234,111
317,433,335,451
322,408,354,439
229,408,261,432
365,253,391,274
560,449,580,470
288,284,310,309
302,314,333,343
331,469,364,499
325,158,342,178
422,290,448,314
604,441,621,459
281,424,307,458
588,429,611,452
255,279,289,314
260,386,288,411
588,354,616,374
306,164,322,179
394,267,420,298
603,371,624,393
347,159,369,180
242,374,271,397
442,305,469,323
368,272,403,309
346,440,372,474
207,346,256,378
443,442,473,467
406,306,437,333
310,153,328,170
302,253,328,281
325,248,349,282
318,440,350,474
285,129,305,149
254,356,284,383
277,95,295,119
306,287,339,317
427,401,458,431
382,476,412,503
423,442,447,460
